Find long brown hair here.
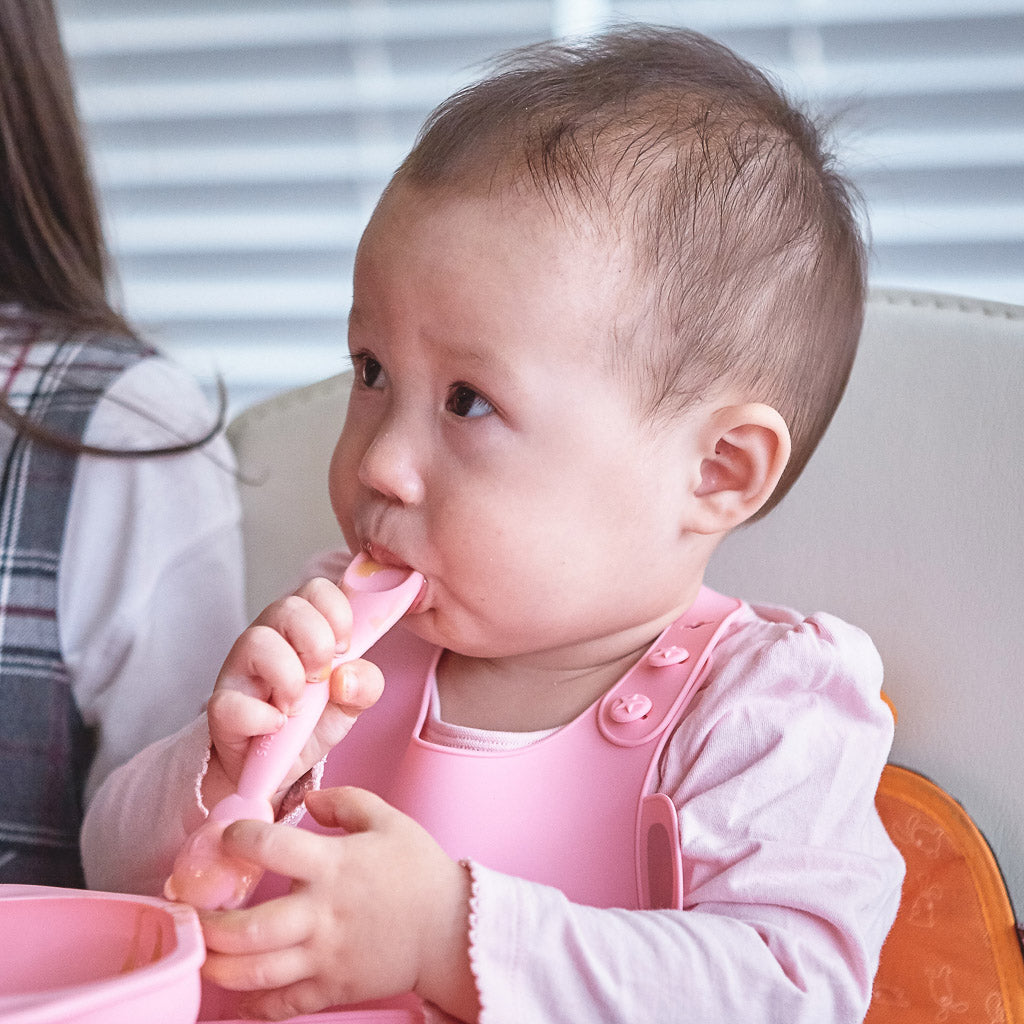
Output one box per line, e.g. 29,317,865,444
0,0,224,455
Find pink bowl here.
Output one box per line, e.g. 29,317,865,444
0,884,204,1024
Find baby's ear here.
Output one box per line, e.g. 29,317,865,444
688,403,791,535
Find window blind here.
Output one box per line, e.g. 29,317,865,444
57,0,1024,410
606,1,1024,306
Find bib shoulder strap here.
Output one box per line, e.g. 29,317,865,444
598,586,742,747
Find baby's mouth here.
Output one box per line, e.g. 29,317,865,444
360,541,427,612
362,540,410,572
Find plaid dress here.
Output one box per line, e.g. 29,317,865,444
0,320,151,887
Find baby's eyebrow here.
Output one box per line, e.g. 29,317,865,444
437,339,488,365
432,335,531,408
434,335,510,375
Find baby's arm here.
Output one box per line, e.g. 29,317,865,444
82,715,214,895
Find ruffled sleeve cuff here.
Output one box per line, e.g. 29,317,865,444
193,737,326,826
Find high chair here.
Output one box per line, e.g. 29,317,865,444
226,286,1024,1020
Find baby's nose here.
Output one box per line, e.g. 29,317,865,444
357,426,425,505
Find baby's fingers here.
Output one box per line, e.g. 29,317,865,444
218,818,332,885
292,659,386,763
216,622,314,712
200,892,313,959
331,658,384,712
205,687,286,773
218,578,350,711
238,978,337,1022
256,577,354,669
202,943,311,996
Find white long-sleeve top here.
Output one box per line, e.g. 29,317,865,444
62,355,246,806
81,600,903,1024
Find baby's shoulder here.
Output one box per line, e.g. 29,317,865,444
708,599,883,706
659,599,892,803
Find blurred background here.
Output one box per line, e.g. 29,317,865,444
56,0,1024,412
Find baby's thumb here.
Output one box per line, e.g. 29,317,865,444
304,786,389,834
330,659,385,714
312,659,386,753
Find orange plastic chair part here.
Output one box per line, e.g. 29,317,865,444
867,765,1024,1023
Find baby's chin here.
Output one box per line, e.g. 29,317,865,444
387,579,548,659
395,603,480,657
395,603,448,647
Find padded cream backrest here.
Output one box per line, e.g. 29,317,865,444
227,373,351,616
708,288,1024,909
227,287,1024,909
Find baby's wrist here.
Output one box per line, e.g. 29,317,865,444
416,857,480,1022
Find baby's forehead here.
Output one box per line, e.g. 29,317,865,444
380,171,638,264
360,173,651,351
358,177,649,347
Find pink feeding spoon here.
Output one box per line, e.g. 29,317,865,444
164,552,424,910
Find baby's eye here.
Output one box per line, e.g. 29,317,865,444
355,354,385,389
446,384,494,419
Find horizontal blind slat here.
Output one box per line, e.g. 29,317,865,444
94,142,407,188
614,0,1024,29
77,73,469,123
62,3,554,54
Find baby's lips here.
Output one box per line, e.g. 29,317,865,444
361,541,406,569
355,543,427,612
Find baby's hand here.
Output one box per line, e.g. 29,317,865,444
199,787,480,1022
203,578,385,811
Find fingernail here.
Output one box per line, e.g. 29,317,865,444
340,664,356,704
306,663,331,683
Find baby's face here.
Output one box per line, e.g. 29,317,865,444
329,181,706,664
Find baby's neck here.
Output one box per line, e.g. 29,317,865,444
432,570,710,732
436,633,660,733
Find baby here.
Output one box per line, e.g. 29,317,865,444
82,25,904,1024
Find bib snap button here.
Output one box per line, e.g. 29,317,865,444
648,645,690,667
609,693,653,722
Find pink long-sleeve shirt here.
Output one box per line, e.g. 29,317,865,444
81,601,903,1023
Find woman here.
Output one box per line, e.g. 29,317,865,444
0,0,246,887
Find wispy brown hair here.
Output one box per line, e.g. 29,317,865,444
394,25,867,516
